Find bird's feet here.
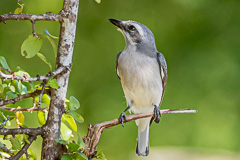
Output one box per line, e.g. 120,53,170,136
119,111,127,127
153,105,161,124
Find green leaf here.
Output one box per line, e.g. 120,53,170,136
69,96,80,111
76,152,88,160
62,114,77,132
61,154,73,160
38,111,47,126
41,94,51,105
69,111,84,123
9,86,15,92
21,35,43,58
28,148,37,160
48,79,59,89
17,80,27,94
45,34,58,57
96,150,107,160
55,139,69,145
10,138,21,150
0,56,11,71
14,70,31,78
6,91,18,98
77,134,85,149
37,53,53,71
68,142,79,152
95,0,101,4
61,122,73,141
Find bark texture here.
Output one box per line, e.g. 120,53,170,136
41,0,79,159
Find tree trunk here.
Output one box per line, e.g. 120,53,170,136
41,0,79,159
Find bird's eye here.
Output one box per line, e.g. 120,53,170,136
128,25,136,31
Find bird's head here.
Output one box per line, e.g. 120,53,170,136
109,19,157,51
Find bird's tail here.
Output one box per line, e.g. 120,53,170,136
135,117,151,156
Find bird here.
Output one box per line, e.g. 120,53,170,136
109,19,167,156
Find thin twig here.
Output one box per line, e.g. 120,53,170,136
38,81,47,109
0,106,48,112
83,109,197,159
0,89,50,107
0,67,13,74
10,135,37,160
0,13,62,24
0,143,13,155
0,116,10,128
0,66,66,82
31,20,39,39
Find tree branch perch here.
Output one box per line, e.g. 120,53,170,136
0,13,62,24
83,108,197,159
0,89,50,107
0,66,66,82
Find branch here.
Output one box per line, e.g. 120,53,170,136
10,135,37,160
83,109,197,159
0,116,10,128
0,13,62,24
0,89,50,107
0,106,48,112
0,66,66,82
0,127,43,136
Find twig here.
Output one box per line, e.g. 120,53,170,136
10,135,37,160
0,66,66,82
31,20,39,39
38,81,47,109
0,13,62,24
0,106,48,112
83,109,197,159
0,143,13,155
0,67,13,74
0,89,50,107
0,116,10,128
0,127,43,136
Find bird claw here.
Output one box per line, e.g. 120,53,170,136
153,106,161,124
119,112,127,127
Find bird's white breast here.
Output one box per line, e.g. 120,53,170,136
118,50,163,113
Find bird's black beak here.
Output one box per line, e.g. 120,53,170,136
109,19,123,29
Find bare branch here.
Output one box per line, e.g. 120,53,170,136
10,135,37,160
0,89,50,107
0,13,62,24
31,20,39,39
83,109,197,159
0,106,48,112
0,66,66,82
0,127,43,136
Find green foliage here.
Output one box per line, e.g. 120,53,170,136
62,114,77,132
69,96,80,111
95,0,101,4
10,138,21,150
0,56,84,158
0,56,11,71
47,78,59,89
56,134,87,160
37,53,53,71
21,35,43,59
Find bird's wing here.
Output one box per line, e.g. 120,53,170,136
157,52,168,103
116,51,122,79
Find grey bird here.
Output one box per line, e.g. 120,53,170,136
109,19,167,156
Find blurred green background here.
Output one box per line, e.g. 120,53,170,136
1,0,240,159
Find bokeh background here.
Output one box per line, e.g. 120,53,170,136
1,0,240,159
